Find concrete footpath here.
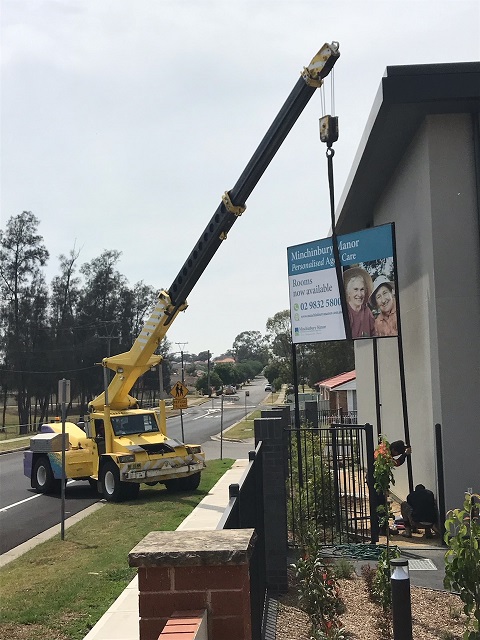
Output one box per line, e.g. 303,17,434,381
83,455,251,640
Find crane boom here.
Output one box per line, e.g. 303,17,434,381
89,42,340,412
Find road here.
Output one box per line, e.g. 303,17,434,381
0,378,270,555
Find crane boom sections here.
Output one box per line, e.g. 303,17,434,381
90,42,340,412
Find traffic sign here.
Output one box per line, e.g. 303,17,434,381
170,381,188,399
173,397,188,410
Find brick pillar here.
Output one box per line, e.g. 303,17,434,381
254,407,289,593
129,529,256,640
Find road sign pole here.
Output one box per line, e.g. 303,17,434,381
58,378,70,541
220,395,224,460
180,409,185,442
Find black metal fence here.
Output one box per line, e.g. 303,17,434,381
286,422,377,547
217,444,267,640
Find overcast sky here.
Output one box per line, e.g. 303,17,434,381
2,0,479,358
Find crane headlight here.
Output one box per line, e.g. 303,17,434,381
118,454,135,463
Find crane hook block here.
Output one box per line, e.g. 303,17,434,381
302,41,340,87
319,115,339,146
222,191,247,216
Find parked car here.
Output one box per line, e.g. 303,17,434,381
264,384,272,392
223,385,237,395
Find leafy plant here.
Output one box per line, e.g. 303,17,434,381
287,427,337,546
293,554,345,638
333,557,355,579
371,436,401,624
372,546,400,612
373,437,395,496
444,492,480,640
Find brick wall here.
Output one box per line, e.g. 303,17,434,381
129,529,256,640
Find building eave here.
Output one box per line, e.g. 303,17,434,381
335,61,480,234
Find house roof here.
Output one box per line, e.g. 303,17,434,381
335,61,480,234
316,370,356,390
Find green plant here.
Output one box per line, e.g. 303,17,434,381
444,492,480,640
372,546,400,612
293,553,345,638
333,557,355,579
373,438,395,534
287,427,337,546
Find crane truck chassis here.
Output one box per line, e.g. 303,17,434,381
23,42,340,502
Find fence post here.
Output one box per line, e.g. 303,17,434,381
254,408,289,593
305,400,318,429
365,423,379,543
434,423,447,542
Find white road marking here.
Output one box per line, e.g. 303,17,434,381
1,480,76,512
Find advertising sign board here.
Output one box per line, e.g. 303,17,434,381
288,224,398,343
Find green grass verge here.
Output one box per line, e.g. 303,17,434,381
0,458,234,640
0,437,30,451
223,410,262,440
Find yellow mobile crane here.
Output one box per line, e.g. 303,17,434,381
24,42,340,501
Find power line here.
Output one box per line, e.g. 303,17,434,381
0,365,97,375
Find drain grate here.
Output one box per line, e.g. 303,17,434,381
407,558,437,571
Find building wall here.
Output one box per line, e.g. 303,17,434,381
356,113,480,509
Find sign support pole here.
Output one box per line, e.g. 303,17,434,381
58,378,70,541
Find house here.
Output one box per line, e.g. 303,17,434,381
335,62,480,509
315,370,356,413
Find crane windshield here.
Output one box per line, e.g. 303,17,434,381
111,413,159,436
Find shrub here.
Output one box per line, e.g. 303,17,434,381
293,553,345,638
333,557,355,579
444,492,480,640
287,427,337,546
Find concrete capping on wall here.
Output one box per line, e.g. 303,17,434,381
129,529,256,640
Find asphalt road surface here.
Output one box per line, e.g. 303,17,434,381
0,378,270,555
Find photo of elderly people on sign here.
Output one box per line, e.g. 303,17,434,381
370,275,398,337
343,266,376,339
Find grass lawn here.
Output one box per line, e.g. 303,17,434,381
0,437,30,451
0,458,234,640
223,410,261,440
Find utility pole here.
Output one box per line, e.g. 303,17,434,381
207,350,211,397
175,342,188,383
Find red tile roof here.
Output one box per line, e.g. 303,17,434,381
316,370,356,390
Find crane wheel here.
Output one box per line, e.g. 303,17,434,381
179,472,201,491
100,460,134,502
165,473,201,492
33,456,61,495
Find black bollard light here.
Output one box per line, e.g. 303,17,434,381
390,558,413,640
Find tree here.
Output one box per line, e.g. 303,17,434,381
266,310,292,360
236,360,263,382
305,341,355,386
195,371,222,395
0,212,49,432
214,362,238,386
75,250,131,403
232,330,268,364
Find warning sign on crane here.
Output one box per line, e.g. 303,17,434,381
170,381,188,399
